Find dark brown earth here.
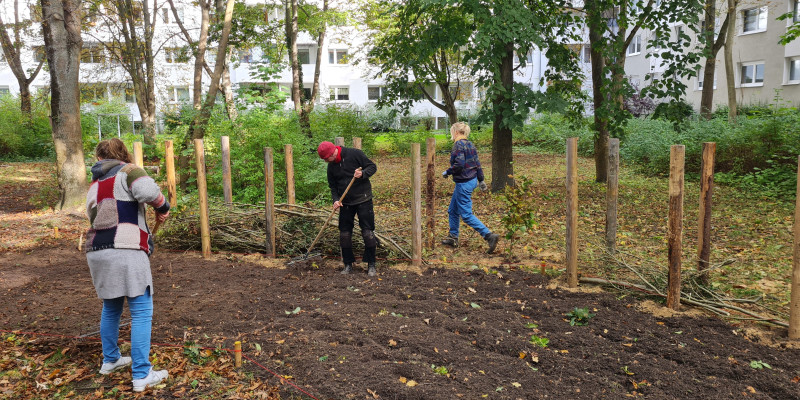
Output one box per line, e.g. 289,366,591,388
2,242,800,399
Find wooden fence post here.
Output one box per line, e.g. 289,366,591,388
697,142,716,284
335,137,345,147
566,137,578,288
606,138,619,254
790,155,800,339
164,140,177,208
352,137,362,150
426,137,436,251
264,147,275,257
194,139,211,259
411,143,422,266
221,136,232,206
285,144,295,205
667,144,685,309
133,141,144,167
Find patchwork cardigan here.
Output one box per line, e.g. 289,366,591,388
85,159,170,255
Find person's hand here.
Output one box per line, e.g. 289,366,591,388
155,211,170,223
442,171,449,178
333,201,342,210
478,181,488,192
354,169,363,179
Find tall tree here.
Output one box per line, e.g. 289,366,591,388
286,0,328,138
457,0,582,191
723,0,739,121
40,0,87,209
366,0,474,126
166,0,211,109
583,0,704,182
0,0,45,122
91,0,161,144
698,0,730,119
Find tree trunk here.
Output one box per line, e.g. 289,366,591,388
700,56,717,119
41,0,87,210
490,43,515,192
19,84,32,123
221,48,237,121
724,0,737,122
588,7,608,184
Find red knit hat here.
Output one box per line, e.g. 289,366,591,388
317,141,336,159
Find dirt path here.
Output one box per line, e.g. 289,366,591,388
2,242,800,399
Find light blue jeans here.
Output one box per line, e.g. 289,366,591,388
448,178,490,238
101,287,153,379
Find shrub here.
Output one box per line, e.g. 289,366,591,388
518,113,593,155
81,100,138,156
0,94,53,160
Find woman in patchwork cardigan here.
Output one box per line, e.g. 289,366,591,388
85,138,170,392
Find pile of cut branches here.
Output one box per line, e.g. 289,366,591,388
156,200,412,262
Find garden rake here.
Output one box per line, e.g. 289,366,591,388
287,168,361,266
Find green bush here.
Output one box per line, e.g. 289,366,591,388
310,104,375,155
518,113,593,156
0,94,53,160
81,100,138,156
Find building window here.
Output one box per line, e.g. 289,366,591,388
162,7,183,24
265,6,283,23
789,59,800,82
627,35,642,56
582,45,591,63
0,86,10,96
328,49,348,64
81,44,104,64
298,48,310,65
513,50,533,64
368,86,385,101
33,46,45,63
169,86,190,102
165,47,189,63
329,86,349,101
238,49,253,63
740,62,765,86
80,84,106,103
697,69,717,90
742,7,768,33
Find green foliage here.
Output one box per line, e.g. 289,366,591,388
749,360,772,370
529,335,549,348
518,113,593,155
81,100,138,156
309,104,375,154
499,175,537,257
431,364,449,375
0,94,53,160
565,307,595,326
652,100,695,132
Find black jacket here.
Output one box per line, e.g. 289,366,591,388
327,147,377,205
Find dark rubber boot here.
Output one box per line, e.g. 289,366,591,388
367,263,377,277
341,263,353,274
441,233,458,248
485,233,500,254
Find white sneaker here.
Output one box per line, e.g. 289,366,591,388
132,368,168,392
99,356,132,375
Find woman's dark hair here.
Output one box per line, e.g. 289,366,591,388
95,138,133,163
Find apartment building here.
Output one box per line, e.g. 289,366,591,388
624,0,800,110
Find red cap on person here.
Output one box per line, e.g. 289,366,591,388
317,141,336,159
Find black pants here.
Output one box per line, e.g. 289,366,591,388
338,200,376,264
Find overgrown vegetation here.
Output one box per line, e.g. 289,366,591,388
0,94,52,161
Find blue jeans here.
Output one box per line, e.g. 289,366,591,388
101,287,153,379
448,178,490,238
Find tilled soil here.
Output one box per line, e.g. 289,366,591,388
2,243,800,399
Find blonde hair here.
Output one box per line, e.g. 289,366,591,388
450,122,470,141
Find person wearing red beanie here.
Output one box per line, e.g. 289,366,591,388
317,141,378,276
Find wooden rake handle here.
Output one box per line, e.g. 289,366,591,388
306,168,362,255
